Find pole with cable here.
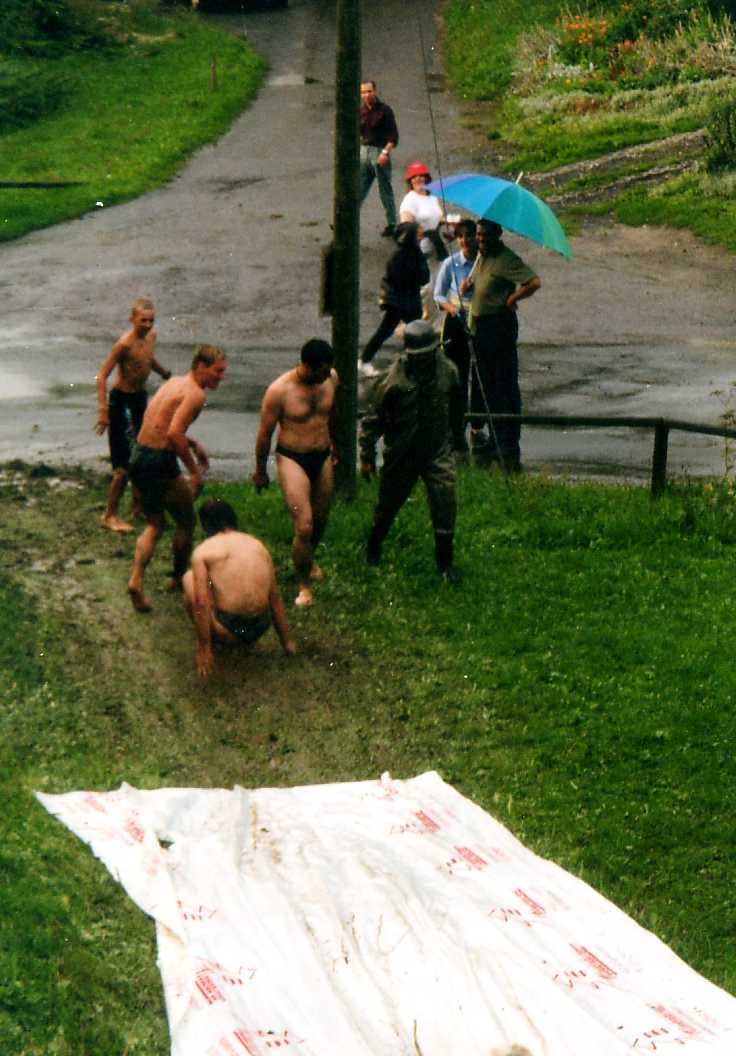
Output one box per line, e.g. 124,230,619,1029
331,0,361,497
414,13,505,470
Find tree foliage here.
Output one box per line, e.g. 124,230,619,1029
1,0,112,56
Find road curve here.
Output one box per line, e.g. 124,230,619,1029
2,0,734,482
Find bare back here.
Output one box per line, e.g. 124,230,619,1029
137,374,205,450
266,368,338,452
194,532,274,615
112,327,158,393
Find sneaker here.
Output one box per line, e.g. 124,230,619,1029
381,224,395,238
359,361,378,378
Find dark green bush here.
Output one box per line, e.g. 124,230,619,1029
705,94,736,170
0,62,68,130
0,0,112,56
603,0,698,44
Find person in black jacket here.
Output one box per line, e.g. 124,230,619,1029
360,222,429,375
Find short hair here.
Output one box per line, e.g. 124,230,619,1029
454,218,476,240
360,79,377,90
477,219,503,240
191,344,226,370
199,498,238,535
300,338,334,369
131,297,154,316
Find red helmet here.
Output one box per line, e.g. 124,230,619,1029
406,162,431,181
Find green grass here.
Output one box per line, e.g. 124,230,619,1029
615,170,736,251
2,467,736,1053
444,0,557,99
0,8,265,241
442,0,736,251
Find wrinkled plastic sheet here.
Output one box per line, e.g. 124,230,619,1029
38,771,736,1055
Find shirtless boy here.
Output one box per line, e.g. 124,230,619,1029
182,498,296,678
127,344,227,613
95,297,171,533
253,339,338,608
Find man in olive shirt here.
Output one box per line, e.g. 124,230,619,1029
461,220,541,471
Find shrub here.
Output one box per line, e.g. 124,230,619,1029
0,62,68,130
705,92,736,168
1,0,113,56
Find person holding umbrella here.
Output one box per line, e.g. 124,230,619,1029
460,220,540,471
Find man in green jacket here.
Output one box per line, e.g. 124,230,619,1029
359,321,465,583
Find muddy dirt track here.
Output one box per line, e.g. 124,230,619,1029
2,0,735,483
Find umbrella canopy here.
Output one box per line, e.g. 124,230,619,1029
426,172,573,259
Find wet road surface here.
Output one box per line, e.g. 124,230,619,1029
2,0,735,483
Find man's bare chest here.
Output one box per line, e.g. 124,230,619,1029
283,386,331,423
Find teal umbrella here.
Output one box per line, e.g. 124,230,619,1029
426,172,573,259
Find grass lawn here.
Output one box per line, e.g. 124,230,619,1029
442,0,736,252
0,8,265,241
2,465,735,1053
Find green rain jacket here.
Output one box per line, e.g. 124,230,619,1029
359,351,465,473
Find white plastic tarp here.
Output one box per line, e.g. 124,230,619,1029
38,771,736,1055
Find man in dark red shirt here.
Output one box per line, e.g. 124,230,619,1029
360,80,399,237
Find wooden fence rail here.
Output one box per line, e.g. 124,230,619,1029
466,413,736,496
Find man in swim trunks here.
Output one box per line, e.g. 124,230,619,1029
253,339,338,608
182,499,296,678
95,297,171,532
127,344,227,613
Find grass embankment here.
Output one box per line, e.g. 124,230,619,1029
2,466,735,1053
443,0,736,250
0,2,265,242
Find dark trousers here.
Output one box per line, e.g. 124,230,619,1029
440,313,489,430
473,311,521,463
362,302,421,364
373,455,457,539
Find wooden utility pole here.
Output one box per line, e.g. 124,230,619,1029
331,0,361,497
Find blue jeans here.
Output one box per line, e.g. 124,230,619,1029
359,145,397,227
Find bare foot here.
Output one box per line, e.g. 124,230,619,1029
101,512,134,534
127,582,152,613
294,587,313,608
310,563,324,581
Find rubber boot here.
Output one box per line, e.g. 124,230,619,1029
435,532,462,585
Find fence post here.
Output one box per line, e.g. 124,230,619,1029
651,422,670,497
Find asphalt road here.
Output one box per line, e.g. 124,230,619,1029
2,0,735,483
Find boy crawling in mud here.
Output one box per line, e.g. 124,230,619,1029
182,499,296,678
95,297,171,533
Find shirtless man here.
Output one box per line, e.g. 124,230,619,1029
182,498,296,678
127,344,227,613
95,297,171,532
253,339,338,608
